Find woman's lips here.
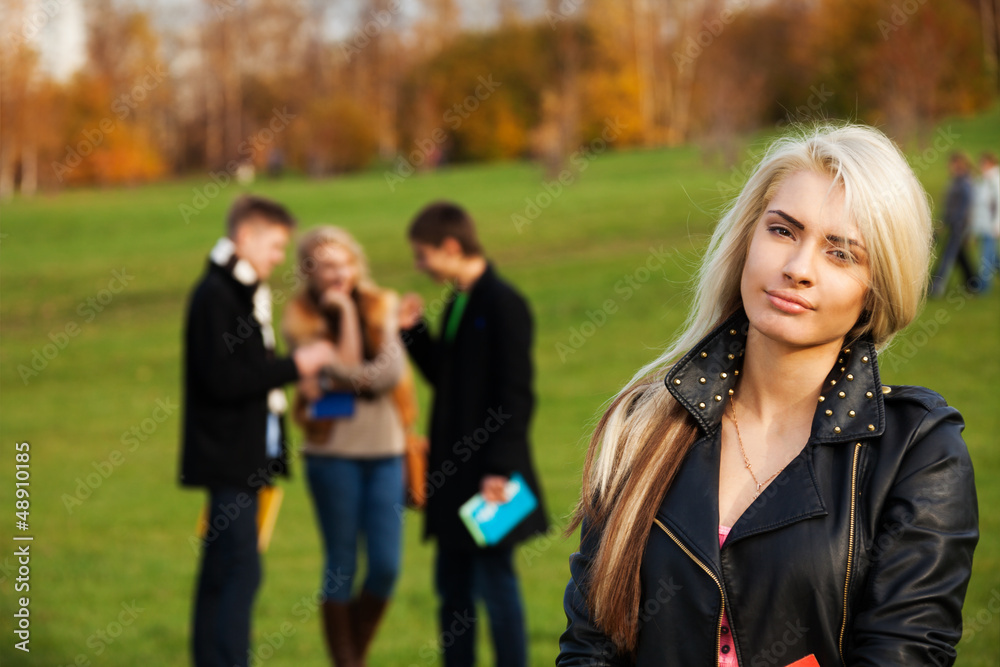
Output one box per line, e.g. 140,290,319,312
766,291,813,314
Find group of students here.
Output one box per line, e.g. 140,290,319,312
181,123,981,667
930,150,1000,296
180,198,546,667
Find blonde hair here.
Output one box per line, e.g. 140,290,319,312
296,225,377,292
571,124,933,654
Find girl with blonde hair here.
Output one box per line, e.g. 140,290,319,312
558,125,978,666
283,226,418,667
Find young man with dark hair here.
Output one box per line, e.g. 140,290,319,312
180,194,335,667
399,201,548,667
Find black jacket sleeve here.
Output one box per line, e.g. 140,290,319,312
848,405,978,666
483,289,534,477
188,281,299,403
401,318,439,387
558,518,630,666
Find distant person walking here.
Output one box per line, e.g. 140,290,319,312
398,202,548,667
180,195,335,667
971,151,999,292
930,152,977,296
282,226,416,667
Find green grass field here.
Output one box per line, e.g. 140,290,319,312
2,109,998,666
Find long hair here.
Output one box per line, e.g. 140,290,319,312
569,124,933,654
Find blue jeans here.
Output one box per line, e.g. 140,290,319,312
434,546,527,667
305,455,404,602
192,487,261,667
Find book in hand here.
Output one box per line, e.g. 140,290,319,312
784,656,820,667
459,473,537,547
308,391,355,419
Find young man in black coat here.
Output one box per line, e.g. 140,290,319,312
399,201,548,667
180,195,334,667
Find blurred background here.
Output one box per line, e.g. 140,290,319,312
1,1,998,666
1,0,998,191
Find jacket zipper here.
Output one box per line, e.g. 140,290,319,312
838,441,862,665
653,518,726,666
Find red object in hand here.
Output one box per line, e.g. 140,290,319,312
784,656,820,667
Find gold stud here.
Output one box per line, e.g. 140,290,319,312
840,367,846,372
865,391,873,399
699,377,707,384
838,358,844,364
728,353,735,360
848,410,856,418
700,352,708,358
862,356,869,363
868,424,875,431
698,402,706,409
728,388,734,395
734,369,740,375
844,348,851,353
730,329,737,335
825,409,833,416
834,426,842,434
847,374,854,381
838,391,846,398
830,380,837,386
714,395,723,402
720,372,728,379
673,379,681,385
882,386,892,395
818,396,826,403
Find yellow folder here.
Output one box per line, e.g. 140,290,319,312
196,486,283,553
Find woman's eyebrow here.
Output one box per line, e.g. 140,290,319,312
767,209,804,229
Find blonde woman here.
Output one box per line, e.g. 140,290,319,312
558,126,979,666
282,227,417,667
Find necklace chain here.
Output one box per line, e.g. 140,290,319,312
729,395,785,500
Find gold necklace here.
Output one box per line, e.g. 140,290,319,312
729,395,785,500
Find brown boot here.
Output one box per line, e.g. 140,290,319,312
349,590,390,666
321,600,359,667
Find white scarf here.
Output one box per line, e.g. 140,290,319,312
210,237,288,415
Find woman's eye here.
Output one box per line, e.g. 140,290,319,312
768,225,793,237
829,248,853,262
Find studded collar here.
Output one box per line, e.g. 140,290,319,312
664,309,886,444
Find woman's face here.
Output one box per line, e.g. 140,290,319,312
741,170,871,351
308,243,359,295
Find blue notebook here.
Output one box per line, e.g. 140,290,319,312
308,392,356,419
458,473,538,547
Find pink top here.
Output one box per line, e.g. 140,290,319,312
718,525,739,666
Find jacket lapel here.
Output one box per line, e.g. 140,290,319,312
725,444,827,544
655,431,724,573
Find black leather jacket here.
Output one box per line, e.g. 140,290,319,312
558,311,978,667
